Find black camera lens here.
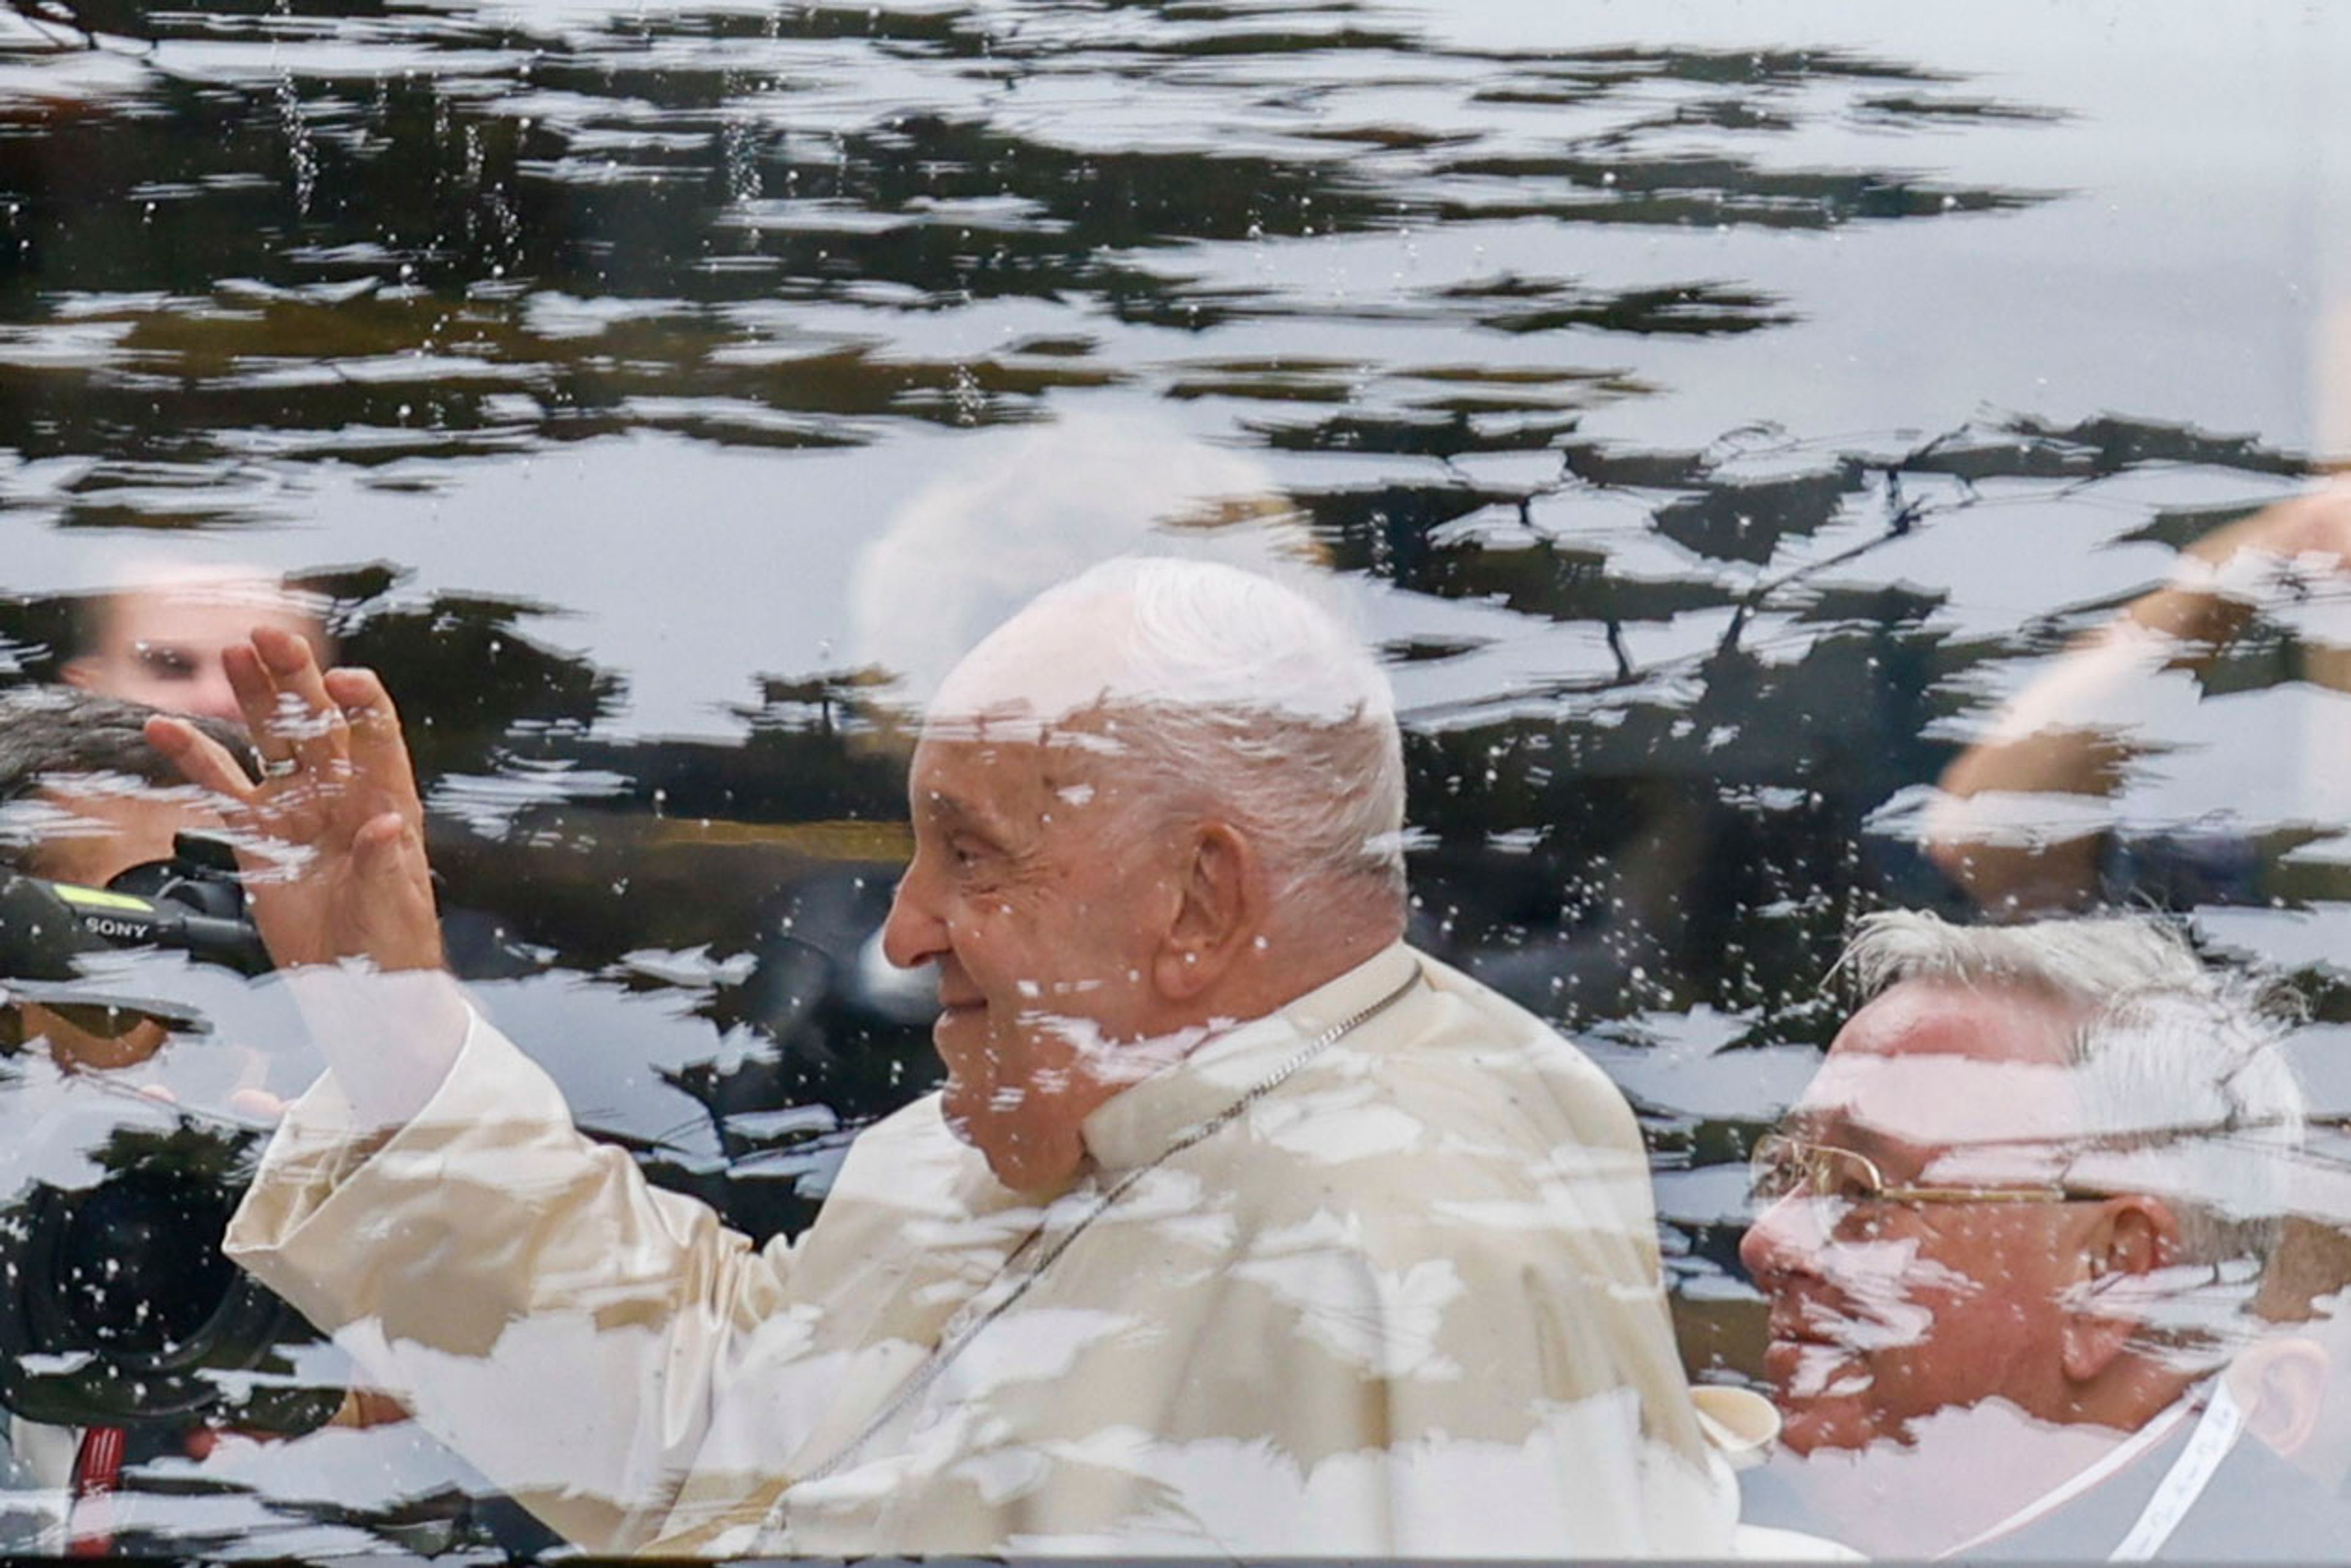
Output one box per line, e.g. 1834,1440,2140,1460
57,1172,238,1361
0,837,315,1431
0,1112,339,1431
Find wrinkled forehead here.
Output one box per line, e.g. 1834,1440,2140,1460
1798,1049,2087,1154
905,725,1133,825
907,613,1170,831
1796,981,2088,1152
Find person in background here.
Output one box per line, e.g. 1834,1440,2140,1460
1925,484,2351,915
846,413,1316,727
1739,910,2350,1558
62,566,332,726
0,688,253,1548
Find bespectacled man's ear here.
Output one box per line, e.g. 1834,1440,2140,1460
2228,1334,2330,1459
2060,1195,2178,1384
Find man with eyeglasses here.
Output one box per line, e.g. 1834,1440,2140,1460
1738,909,2351,1558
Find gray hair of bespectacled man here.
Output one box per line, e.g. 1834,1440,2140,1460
962,557,1408,910
1839,910,2307,1285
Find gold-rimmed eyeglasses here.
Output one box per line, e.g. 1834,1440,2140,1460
1749,1133,2083,1208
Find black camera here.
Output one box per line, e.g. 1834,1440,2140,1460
0,837,337,1432
2,832,269,982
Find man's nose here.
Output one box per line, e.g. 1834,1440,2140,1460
1739,1193,1833,1285
879,866,947,971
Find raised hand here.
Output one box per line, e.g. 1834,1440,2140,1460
144,626,444,975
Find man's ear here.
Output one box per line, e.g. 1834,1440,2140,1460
2061,1196,2178,1382
2228,1335,2331,1458
1154,820,1262,1001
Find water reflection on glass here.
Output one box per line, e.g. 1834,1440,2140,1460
0,0,2339,1555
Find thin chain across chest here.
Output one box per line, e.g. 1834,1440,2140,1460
782,964,1425,1498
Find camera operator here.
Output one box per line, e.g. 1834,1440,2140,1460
0,686,566,1558
0,686,259,1548
0,688,432,1550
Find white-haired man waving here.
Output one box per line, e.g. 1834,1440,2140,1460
153,558,1747,1556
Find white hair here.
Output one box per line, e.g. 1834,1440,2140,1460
1841,910,2306,1280
947,556,1407,907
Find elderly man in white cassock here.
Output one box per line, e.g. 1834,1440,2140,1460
148,558,1749,1557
